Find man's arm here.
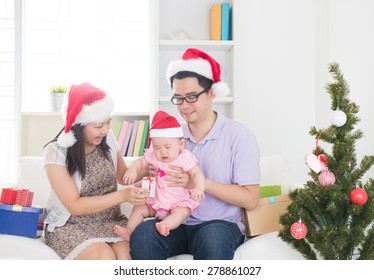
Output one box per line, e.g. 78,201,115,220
204,179,259,211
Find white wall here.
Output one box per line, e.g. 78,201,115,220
235,0,374,185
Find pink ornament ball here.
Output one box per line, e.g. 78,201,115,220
290,221,308,240
318,170,336,186
350,188,368,205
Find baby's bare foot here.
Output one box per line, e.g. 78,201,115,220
155,222,170,236
114,225,131,242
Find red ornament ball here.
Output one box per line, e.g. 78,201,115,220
318,169,336,186
350,188,368,205
290,221,308,240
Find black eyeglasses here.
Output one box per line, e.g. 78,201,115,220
170,87,211,105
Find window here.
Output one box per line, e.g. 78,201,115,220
0,0,150,184
0,0,17,184
22,0,150,113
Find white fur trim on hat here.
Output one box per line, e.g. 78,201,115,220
166,58,213,82
150,127,183,138
75,95,114,125
57,95,114,148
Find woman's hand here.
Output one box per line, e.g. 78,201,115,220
120,186,149,205
164,165,191,188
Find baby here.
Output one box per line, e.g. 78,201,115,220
114,111,205,240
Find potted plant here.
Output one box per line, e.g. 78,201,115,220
49,84,68,112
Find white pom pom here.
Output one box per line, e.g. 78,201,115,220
57,131,77,148
212,81,230,96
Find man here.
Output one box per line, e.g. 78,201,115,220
130,48,260,260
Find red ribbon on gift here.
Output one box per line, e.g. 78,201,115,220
0,188,18,204
15,189,34,207
143,177,156,191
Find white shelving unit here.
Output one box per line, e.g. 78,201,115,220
150,0,236,122
19,112,149,157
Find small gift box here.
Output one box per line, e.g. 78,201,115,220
0,203,45,238
15,189,34,207
141,177,156,198
0,188,18,204
259,185,281,198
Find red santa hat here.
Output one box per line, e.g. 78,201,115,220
149,110,183,139
166,48,230,96
57,82,114,148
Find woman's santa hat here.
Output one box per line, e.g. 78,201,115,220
57,82,114,148
149,110,183,139
166,48,230,96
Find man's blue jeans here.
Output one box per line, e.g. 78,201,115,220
129,219,245,260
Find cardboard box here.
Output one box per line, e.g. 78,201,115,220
0,203,45,238
243,194,291,237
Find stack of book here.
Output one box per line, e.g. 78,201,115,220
112,119,150,157
209,2,231,40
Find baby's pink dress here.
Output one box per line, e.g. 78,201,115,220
144,149,200,220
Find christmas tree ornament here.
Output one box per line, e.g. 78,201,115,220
318,169,336,186
305,135,327,173
350,188,368,205
290,220,308,240
306,154,327,173
330,108,347,127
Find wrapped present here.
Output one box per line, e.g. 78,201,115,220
15,189,34,207
243,194,291,237
0,188,18,204
141,177,156,198
259,185,281,198
1,187,34,206
0,203,45,238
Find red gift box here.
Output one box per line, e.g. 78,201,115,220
15,189,34,207
0,188,34,206
0,188,18,204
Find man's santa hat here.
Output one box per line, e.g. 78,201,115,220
149,110,183,139
57,82,114,148
166,48,230,96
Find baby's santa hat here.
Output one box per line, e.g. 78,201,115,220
166,48,230,96
57,82,114,148
149,110,183,139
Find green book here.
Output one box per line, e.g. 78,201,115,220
112,120,122,139
138,119,150,156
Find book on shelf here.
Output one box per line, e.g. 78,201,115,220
117,120,130,152
121,122,133,156
132,120,146,157
126,120,139,157
138,119,150,157
112,120,122,139
209,3,221,40
221,2,231,40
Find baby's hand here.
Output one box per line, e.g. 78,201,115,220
191,188,205,202
123,168,138,185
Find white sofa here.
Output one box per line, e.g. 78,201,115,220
0,155,304,260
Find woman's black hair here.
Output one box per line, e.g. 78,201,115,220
169,71,214,90
45,124,111,178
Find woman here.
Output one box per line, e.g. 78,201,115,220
43,82,148,260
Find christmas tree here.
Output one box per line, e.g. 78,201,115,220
279,62,374,259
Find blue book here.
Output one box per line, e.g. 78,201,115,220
221,3,230,40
